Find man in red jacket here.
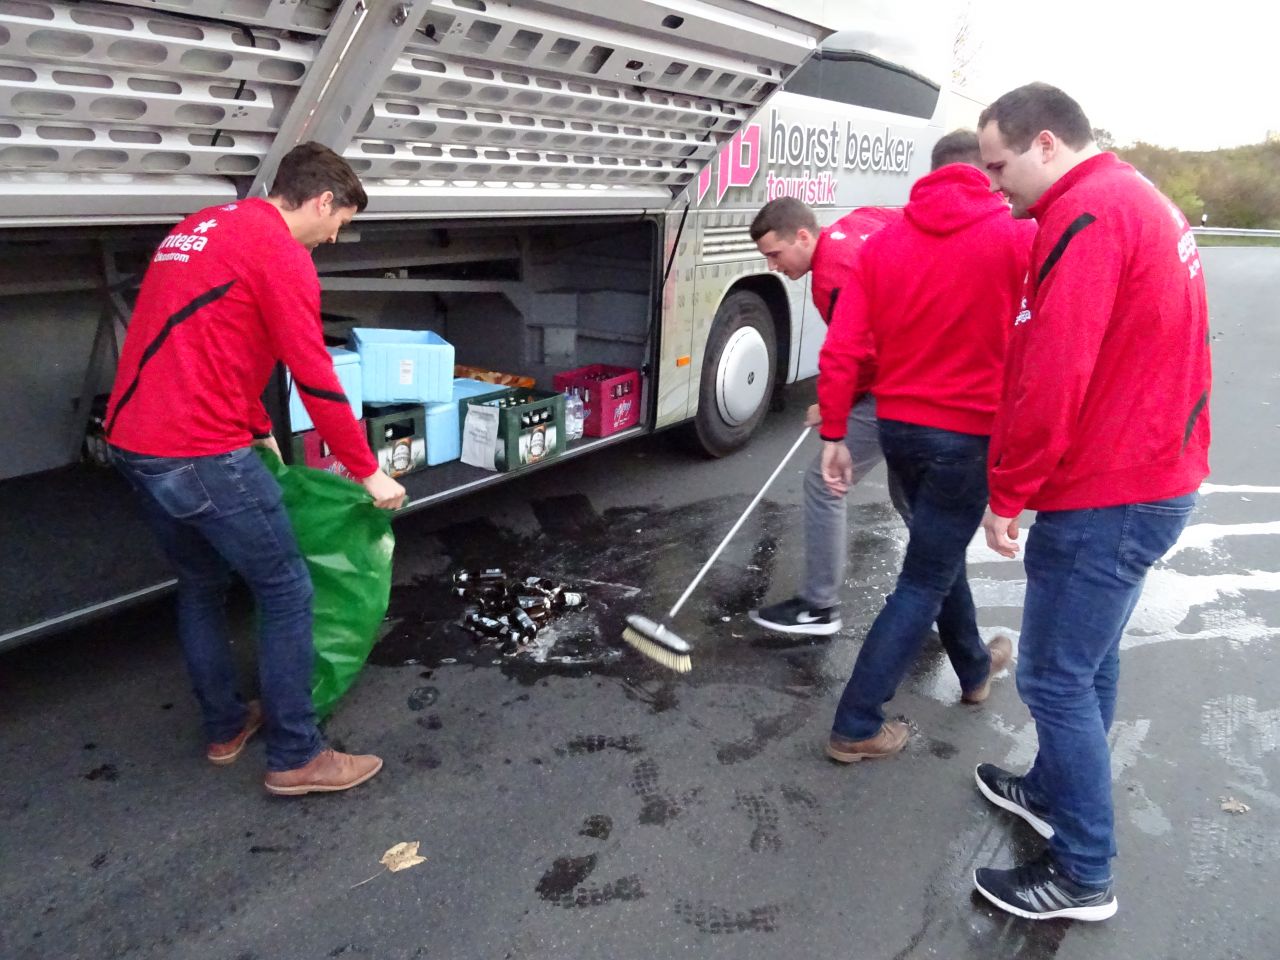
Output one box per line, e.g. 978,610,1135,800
747,196,904,635
817,131,1032,762
971,84,1210,921
107,143,405,796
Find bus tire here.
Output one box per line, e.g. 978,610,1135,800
690,290,777,457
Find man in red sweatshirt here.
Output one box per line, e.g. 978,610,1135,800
747,196,904,636
107,143,405,796
817,130,1032,762
971,84,1210,922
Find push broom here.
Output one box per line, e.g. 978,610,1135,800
623,427,814,673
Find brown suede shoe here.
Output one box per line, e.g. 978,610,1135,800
826,720,909,763
206,700,264,766
962,635,1014,704
264,748,383,796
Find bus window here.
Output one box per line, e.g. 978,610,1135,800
784,49,941,120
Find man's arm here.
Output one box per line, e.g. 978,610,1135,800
816,256,876,443
986,215,1123,518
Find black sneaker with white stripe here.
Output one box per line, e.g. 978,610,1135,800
975,763,1055,839
748,596,841,636
974,855,1117,921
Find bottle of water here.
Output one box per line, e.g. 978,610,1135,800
565,389,584,441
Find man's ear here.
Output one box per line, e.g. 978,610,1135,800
312,190,335,215
1035,129,1057,163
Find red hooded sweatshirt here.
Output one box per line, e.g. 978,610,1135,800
809,206,903,323
106,198,378,479
818,164,1033,439
987,153,1211,516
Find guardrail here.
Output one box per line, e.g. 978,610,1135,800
1193,227,1280,237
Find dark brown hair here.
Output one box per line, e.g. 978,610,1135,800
750,197,818,241
930,129,981,170
269,141,368,212
978,82,1094,152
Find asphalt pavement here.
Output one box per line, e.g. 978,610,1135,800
1,247,1277,960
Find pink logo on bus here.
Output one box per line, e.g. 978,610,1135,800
698,124,762,205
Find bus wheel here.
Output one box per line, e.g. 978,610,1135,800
691,290,777,457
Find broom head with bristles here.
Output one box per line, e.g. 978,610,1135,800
622,613,692,673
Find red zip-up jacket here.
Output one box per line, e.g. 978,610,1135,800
809,206,902,324
818,164,1033,439
987,153,1211,516
106,198,378,479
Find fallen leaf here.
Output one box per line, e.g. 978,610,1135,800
1219,796,1250,814
381,841,427,872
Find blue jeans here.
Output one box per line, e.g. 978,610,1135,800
1015,494,1196,887
112,445,322,772
832,420,993,740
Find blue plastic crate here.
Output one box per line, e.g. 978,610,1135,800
424,378,509,465
288,346,362,433
349,327,454,404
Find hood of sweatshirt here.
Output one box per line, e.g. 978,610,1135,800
904,163,1010,236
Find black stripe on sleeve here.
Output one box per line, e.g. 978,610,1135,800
1037,213,1097,285
1183,390,1208,450
106,280,236,435
295,379,349,405
827,287,841,321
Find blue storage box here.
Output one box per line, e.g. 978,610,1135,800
349,327,455,404
424,378,509,465
288,346,362,433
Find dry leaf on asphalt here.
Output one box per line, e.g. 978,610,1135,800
1219,796,1251,814
381,841,427,872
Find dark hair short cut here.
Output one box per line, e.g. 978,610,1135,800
269,141,368,212
978,82,1094,153
930,129,981,170
750,197,818,242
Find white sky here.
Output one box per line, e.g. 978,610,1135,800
956,2,1277,150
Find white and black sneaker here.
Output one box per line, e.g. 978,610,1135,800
974,855,1117,921
975,763,1055,839
748,597,841,636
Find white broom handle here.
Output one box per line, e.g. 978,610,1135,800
666,426,813,620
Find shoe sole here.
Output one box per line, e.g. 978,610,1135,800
748,611,841,636
207,714,264,766
264,757,384,796
973,870,1118,921
974,765,1055,839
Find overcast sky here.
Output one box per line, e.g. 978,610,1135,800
957,2,1275,150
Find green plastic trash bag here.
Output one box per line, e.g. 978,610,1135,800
257,448,394,718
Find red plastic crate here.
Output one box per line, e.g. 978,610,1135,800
552,364,641,437
289,422,366,481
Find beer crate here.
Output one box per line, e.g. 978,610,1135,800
552,364,640,436
288,423,366,481
460,388,565,472
363,403,426,478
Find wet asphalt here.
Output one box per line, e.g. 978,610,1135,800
1,247,1277,960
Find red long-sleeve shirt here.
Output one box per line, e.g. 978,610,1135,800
105,198,378,479
987,153,1211,516
818,164,1033,439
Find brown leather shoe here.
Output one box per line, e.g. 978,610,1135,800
264,748,383,796
962,635,1014,704
826,721,909,763
206,700,264,765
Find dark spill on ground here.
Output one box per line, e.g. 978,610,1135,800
369,492,826,689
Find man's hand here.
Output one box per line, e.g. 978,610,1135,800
982,507,1021,558
805,403,821,427
362,469,406,510
821,441,853,498
252,434,282,459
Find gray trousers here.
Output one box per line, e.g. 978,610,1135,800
802,394,909,609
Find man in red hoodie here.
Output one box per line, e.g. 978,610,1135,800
817,130,1032,762
971,83,1210,922
107,143,405,796
747,196,904,635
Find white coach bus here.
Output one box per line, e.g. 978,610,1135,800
0,0,949,646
